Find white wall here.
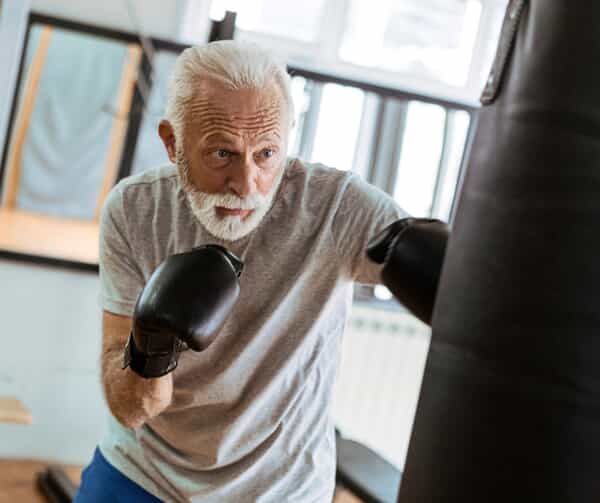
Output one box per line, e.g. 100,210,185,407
0,258,107,464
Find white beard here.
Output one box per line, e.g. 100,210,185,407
176,148,285,242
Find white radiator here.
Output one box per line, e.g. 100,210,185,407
332,304,431,470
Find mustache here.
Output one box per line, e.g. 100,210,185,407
196,190,267,211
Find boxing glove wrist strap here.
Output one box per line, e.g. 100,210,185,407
122,333,179,378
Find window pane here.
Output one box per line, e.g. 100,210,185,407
10,24,130,219
393,101,445,216
340,0,482,86
210,0,327,42
310,83,364,171
131,50,179,175
434,110,470,221
288,76,311,158
476,1,509,89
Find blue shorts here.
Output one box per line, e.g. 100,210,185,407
73,447,163,502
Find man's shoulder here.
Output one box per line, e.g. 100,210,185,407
106,164,179,205
116,164,178,192
286,157,350,179
285,157,354,194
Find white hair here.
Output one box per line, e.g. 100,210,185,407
165,40,294,138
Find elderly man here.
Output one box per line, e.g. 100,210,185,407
73,40,446,502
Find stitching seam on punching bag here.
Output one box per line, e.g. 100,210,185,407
480,0,527,105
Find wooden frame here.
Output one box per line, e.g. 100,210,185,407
0,12,224,272
1,25,53,209
0,15,150,270
95,43,142,219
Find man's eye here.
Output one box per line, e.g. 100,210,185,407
262,149,274,159
215,149,230,159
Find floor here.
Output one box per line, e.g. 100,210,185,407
0,459,364,503
0,459,81,503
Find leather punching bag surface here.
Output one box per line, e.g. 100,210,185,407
398,1,600,502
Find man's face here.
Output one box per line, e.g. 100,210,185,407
160,79,290,241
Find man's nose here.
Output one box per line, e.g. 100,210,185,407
228,157,258,198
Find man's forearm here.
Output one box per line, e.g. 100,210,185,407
102,349,173,429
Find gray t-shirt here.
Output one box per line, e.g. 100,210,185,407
98,158,405,502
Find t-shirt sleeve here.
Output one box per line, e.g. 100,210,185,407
98,183,145,317
331,173,409,284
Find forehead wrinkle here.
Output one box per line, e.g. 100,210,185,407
186,90,286,146
194,113,280,126
231,113,281,126
187,92,282,120
198,117,280,131
188,95,280,113
199,123,282,143
217,124,281,137
188,112,282,136
228,118,281,131
230,103,282,119
192,109,281,126
196,114,281,136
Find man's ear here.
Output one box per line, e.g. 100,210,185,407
158,120,177,163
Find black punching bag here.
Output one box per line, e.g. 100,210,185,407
398,1,600,502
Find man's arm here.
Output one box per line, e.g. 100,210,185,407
101,311,173,430
330,172,408,284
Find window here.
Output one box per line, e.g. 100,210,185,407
288,76,311,158
201,0,507,105
210,0,328,43
340,0,483,87
310,83,365,171
475,0,509,88
393,102,446,216
131,50,179,175
432,110,470,221
285,68,474,229
392,103,471,220
287,78,366,173
0,17,141,266
10,25,133,219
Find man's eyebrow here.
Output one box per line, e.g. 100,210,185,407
201,132,238,143
199,128,282,145
257,130,281,142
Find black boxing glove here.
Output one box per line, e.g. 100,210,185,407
367,218,449,325
123,244,243,378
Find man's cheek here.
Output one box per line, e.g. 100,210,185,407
192,172,225,194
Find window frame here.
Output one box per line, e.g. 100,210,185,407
0,12,200,272
285,64,477,221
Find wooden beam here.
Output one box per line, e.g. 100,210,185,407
0,396,32,424
1,26,53,209
95,44,142,220
0,459,82,503
0,208,99,265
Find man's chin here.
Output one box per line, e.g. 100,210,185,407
192,206,265,242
